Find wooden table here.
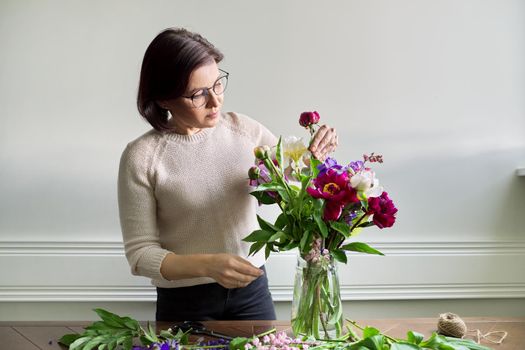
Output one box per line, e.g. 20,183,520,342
0,318,523,350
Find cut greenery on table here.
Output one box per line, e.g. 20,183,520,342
59,309,494,350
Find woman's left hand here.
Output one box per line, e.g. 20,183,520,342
309,124,338,161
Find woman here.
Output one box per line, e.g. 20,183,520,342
118,27,338,321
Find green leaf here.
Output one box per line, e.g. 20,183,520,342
82,336,107,350
331,249,348,264
330,221,351,238
229,337,251,350
93,308,125,328
265,244,271,260
160,329,175,339
123,337,133,350
362,326,380,338
283,241,299,250
85,321,113,331
391,343,422,350
250,190,278,205
248,241,266,256
59,333,82,346
274,213,289,229
140,335,152,346
348,334,386,350
444,337,494,350
98,344,107,350
69,336,91,350
407,331,424,345
275,137,283,172
313,203,328,237
268,231,286,243
299,229,312,252
340,242,384,256
357,221,376,228
243,229,273,242
252,182,286,193
310,157,322,178
257,215,279,233
122,317,140,331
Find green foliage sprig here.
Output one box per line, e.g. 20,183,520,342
59,308,187,350
59,309,494,350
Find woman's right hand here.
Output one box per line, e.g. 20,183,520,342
160,252,264,289
205,253,264,289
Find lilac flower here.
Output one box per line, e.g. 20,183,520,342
249,161,272,187
343,211,358,225
316,157,347,176
348,160,364,174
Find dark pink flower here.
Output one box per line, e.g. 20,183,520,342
307,169,358,220
368,191,397,228
299,111,320,127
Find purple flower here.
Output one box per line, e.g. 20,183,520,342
348,160,364,173
317,157,347,176
343,211,358,225
299,111,320,127
248,161,271,187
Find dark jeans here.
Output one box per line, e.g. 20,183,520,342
156,266,276,321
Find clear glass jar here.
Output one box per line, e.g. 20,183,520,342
291,254,343,339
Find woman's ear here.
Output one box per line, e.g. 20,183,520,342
156,100,168,109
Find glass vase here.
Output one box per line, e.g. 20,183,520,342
291,254,343,339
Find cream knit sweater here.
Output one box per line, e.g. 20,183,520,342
118,112,277,288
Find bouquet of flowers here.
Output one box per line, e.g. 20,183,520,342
244,111,398,339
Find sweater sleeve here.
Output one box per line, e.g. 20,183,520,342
258,121,278,147
117,141,171,282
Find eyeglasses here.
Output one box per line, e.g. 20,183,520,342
181,69,229,108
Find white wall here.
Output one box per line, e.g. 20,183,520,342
1,0,524,321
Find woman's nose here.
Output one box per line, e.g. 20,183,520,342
206,90,221,108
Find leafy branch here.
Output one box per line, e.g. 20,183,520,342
59,309,495,350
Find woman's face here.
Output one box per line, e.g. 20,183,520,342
161,61,224,135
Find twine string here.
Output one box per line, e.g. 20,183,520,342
437,312,507,345
467,329,508,345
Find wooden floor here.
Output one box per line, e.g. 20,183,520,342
0,318,523,350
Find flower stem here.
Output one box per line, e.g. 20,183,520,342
264,157,294,201
336,213,368,249
345,319,398,343
256,328,277,338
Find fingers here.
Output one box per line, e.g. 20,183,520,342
309,125,338,161
209,254,264,289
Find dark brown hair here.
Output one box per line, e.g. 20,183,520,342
137,28,224,131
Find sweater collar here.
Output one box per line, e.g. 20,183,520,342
162,116,223,143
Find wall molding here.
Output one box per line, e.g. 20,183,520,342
1,283,524,302
1,240,524,302
1,240,524,256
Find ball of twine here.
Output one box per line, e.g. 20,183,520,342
437,312,467,338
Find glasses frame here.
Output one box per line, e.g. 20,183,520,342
181,69,229,108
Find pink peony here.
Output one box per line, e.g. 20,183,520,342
299,111,320,127
307,169,358,221
368,191,397,228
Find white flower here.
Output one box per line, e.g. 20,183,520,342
282,136,309,168
350,169,383,198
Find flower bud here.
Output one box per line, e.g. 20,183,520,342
248,166,261,180
253,145,271,159
299,111,320,127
